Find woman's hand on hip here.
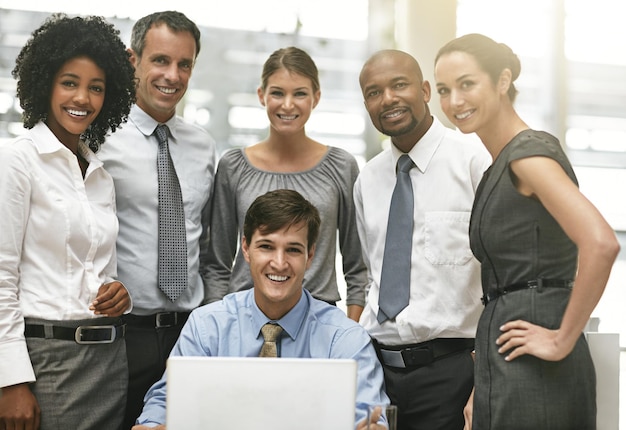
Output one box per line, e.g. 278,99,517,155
496,319,575,362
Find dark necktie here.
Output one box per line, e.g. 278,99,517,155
259,323,283,357
378,154,415,323
155,124,188,301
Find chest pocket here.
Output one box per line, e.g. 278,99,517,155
424,211,474,265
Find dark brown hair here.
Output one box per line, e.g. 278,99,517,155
435,33,521,102
260,46,320,93
243,189,320,251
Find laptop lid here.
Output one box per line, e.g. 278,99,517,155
166,356,357,430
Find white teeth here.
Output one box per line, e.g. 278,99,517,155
267,274,288,282
67,109,87,117
383,110,402,119
279,115,296,120
158,87,176,94
455,110,473,120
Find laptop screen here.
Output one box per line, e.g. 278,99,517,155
166,356,357,430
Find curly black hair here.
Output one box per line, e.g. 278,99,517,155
11,13,136,152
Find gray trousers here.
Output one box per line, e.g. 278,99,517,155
25,317,128,430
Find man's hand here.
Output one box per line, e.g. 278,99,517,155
90,281,130,317
0,383,41,430
356,406,388,430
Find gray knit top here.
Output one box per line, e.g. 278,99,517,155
204,146,368,306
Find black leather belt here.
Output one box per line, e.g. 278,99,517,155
124,311,190,328
481,279,573,305
25,323,126,344
375,338,474,369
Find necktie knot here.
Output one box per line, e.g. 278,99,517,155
155,124,169,145
259,323,283,357
397,154,414,173
261,323,283,342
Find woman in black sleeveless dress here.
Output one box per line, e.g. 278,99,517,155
434,33,619,430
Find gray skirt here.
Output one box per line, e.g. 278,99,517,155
472,287,596,430
25,317,128,430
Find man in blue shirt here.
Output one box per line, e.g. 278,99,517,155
132,189,389,429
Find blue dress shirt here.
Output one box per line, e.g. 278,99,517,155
136,289,388,427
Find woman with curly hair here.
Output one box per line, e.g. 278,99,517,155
0,13,136,430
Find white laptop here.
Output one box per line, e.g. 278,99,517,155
166,356,357,430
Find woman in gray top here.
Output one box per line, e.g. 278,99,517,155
205,47,367,321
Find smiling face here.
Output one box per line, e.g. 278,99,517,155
359,51,432,152
435,51,504,137
242,222,315,320
257,68,320,137
130,24,196,123
46,56,105,147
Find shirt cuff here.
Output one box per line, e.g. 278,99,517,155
0,342,36,387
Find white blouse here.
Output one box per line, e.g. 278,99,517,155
0,122,119,387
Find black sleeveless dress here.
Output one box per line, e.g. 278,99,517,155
470,130,596,429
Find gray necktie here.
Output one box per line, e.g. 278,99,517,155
155,124,188,301
259,323,283,357
378,154,415,323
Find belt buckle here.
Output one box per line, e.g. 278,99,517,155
156,312,176,328
74,325,116,344
379,349,406,368
402,346,433,367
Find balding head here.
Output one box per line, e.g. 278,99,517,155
359,49,424,89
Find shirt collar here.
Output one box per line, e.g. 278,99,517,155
390,116,445,174
30,122,68,154
30,122,102,168
78,140,103,169
128,104,179,141
250,289,310,341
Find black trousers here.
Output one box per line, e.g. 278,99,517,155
122,319,186,429
382,350,474,430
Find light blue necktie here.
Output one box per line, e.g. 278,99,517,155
155,124,188,301
378,154,414,323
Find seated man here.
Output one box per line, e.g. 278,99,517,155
132,189,389,429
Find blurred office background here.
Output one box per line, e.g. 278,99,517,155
0,0,624,426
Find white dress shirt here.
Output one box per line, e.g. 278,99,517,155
98,105,216,314
0,122,120,387
354,117,492,345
